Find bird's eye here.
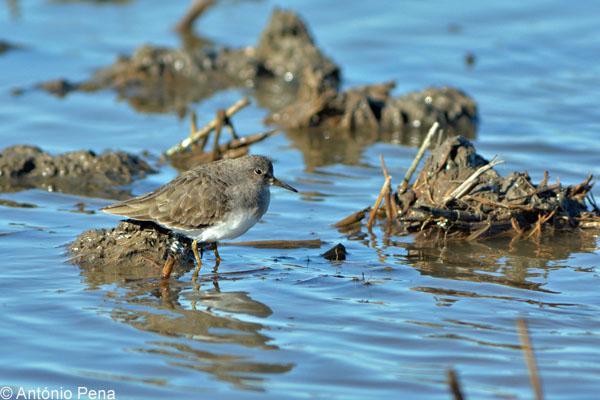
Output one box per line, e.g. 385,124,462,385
254,168,263,175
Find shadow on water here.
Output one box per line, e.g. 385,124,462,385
77,261,293,390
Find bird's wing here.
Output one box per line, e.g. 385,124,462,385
101,168,232,230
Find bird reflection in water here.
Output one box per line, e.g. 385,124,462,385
77,259,293,390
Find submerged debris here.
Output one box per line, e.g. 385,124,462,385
337,135,598,241
70,220,194,281
0,145,155,198
0,39,16,54
321,243,347,261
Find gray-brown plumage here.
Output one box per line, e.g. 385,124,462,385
101,155,297,279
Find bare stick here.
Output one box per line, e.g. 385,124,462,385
222,113,240,140
399,121,440,193
333,207,370,228
446,369,465,400
211,110,224,161
190,111,198,134
221,239,323,249
380,154,394,221
174,0,215,33
367,176,391,231
443,157,504,204
165,97,250,156
517,319,544,400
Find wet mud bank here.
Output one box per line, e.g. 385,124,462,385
338,134,599,241
0,145,155,199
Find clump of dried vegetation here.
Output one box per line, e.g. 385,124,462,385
336,123,599,241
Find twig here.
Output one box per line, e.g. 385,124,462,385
221,110,240,140
517,319,544,400
367,176,391,231
446,369,465,400
165,97,250,156
399,121,440,193
443,157,504,204
587,192,599,213
525,210,556,239
380,155,394,221
190,111,198,134
211,110,224,161
174,0,215,33
221,239,323,249
333,207,370,228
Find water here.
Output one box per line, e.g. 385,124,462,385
1,1,600,399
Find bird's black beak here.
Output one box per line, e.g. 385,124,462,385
270,177,298,193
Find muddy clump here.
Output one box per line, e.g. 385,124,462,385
273,83,477,169
70,220,194,283
36,9,336,115
33,7,476,143
337,136,598,241
82,45,257,113
254,9,340,92
267,80,477,138
0,145,155,198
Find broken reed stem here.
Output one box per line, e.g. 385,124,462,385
190,111,198,134
222,111,240,140
333,207,370,228
165,97,250,156
221,239,323,249
174,0,215,33
443,156,504,204
446,369,465,400
399,121,440,193
380,154,394,221
367,176,391,231
211,110,224,161
517,319,544,400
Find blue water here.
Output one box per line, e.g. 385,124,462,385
1,1,599,399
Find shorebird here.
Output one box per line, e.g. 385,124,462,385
101,155,297,279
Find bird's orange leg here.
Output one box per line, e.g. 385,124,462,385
213,243,221,267
161,254,176,280
191,240,203,283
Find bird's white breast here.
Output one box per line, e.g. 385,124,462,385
171,186,270,243
202,209,262,241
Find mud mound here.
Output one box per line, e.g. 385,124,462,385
0,145,155,198
69,220,194,281
255,8,340,92
266,80,477,138
33,7,476,141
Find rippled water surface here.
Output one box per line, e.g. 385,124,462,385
1,1,599,399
